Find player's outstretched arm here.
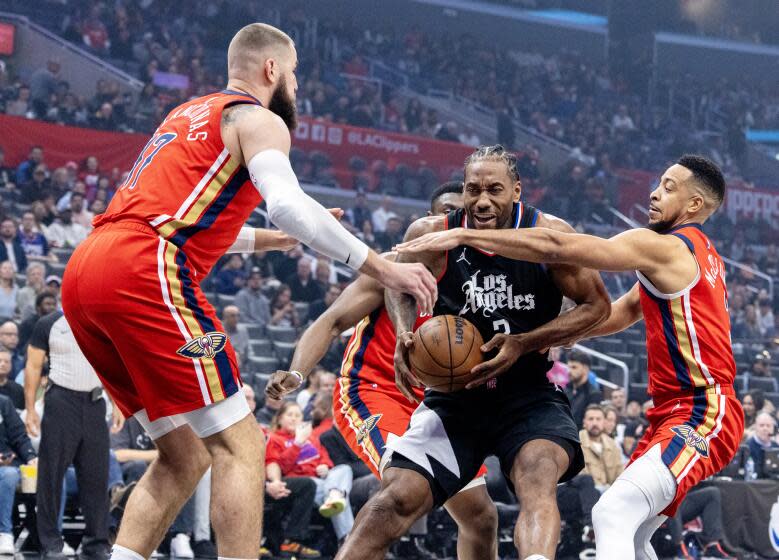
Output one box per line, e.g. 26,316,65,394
222,105,437,314
467,216,612,388
578,282,643,341
385,217,445,403
226,209,345,254
265,273,385,399
396,222,681,275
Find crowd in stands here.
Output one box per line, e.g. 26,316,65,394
4,0,779,184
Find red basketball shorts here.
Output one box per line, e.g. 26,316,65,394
629,385,743,516
62,222,242,421
333,365,488,481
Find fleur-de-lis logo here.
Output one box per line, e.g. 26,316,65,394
356,414,382,445
670,424,710,458
176,332,228,359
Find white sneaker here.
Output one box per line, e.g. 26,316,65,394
170,534,194,559
150,551,162,558
62,542,76,557
0,533,14,555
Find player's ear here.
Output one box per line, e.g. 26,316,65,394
688,192,705,215
264,58,277,84
513,179,522,203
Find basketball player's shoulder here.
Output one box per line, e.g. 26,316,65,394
535,211,576,233
221,103,285,134
403,215,446,241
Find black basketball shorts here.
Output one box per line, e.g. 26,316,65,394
386,381,585,506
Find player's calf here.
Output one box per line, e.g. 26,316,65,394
335,467,433,560
445,483,499,560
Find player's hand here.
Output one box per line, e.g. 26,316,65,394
381,261,438,316
394,332,422,404
266,480,290,499
25,408,40,438
266,370,303,399
467,334,528,389
315,464,330,478
394,227,465,254
294,422,312,445
110,406,125,434
328,208,345,221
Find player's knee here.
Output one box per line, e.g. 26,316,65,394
592,491,621,534
514,460,559,507
467,498,498,538
367,484,426,529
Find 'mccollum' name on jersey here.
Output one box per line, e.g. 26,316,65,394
460,270,535,317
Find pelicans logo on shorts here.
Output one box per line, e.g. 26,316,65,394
670,424,710,458
176,332,228,359
356,414,382,445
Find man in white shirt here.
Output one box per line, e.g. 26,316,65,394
45,209,88,249
69,193,94,231
371,196,395,233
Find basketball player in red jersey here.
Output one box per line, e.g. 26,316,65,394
266,182,501,559
397,155,742,560
61,23,437,560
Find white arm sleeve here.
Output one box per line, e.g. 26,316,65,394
226,227,255,254
247,149,369,269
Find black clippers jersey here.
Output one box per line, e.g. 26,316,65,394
434,203,563,386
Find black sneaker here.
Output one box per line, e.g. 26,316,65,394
191,540,217,559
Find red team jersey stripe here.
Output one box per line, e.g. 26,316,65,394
338,312,385,470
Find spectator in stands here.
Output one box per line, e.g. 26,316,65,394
565,351,603,429
761,244,779,278
286,259,323,304
14,146,44,186
17,262,46,321
30,60,61,118
21,165,51,205
314,259,333,291
376,215,405,252
319,426,379,512
265,402,354,546
311,392,334,438
667,486,734,560
234,267,271,328
749,352,775,389
81,6,111,53
45,208,88,249
371,196,395,233
296,368,322,411
221,306,249,369
19,293,56,354
214,254,247,296
309,285,342,323
256,393,284,429
0,323,24,384
269,284,300,329
345,190,371,232
70,193,94,230
0,149,12,190
742,390,764,435
611,104,636,132
32,199,56,229
268,245,303,282
304,372,336,421
0,349,22,411
91,102,118,131
18,212,53,264
747,412,779,478
0,393,36,554
0,263,17,321
609,388,627,419
44,275,62,309
734,304,764,339
758,297,776,337
5,86,31,118
579,404,624,492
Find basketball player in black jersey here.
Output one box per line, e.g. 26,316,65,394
335,145,611,560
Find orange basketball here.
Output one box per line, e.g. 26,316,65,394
409,315,484,392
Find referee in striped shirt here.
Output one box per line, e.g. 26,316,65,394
24,311,123,560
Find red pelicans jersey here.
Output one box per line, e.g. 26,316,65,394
95,90,263,276
637,224,735,398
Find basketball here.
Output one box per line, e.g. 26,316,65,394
409,315,484,392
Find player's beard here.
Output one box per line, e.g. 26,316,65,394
646,218,675,233
268,76,298,131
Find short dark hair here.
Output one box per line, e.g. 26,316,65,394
35,292,56,308
677,154,725,208
585,403,604,416
567,350,591,367
464,145,519,183
430,181,462,205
